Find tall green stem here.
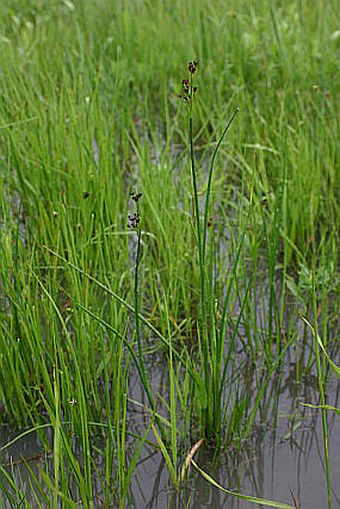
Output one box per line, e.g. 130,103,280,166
202,108,239,262
189,110,210,434
312,278,332,509
134,228,154,411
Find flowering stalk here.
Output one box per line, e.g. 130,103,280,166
179,61,239,437
128,190,163,435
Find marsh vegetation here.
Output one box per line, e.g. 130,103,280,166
0,0,339,507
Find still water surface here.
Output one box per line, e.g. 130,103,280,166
1,364,339,508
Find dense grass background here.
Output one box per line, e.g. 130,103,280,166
0,0,339,507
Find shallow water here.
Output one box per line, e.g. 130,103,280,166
1,355,339,508
124,366,340,509
1,257,339,507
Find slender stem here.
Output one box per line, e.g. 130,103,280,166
134,225,167,441
189,103,210,433
202,108,239,262
134,227,153,408
189,119,202,250
312,278,332,509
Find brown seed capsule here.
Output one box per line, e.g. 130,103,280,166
188,60,198,75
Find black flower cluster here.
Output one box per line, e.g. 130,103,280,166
127,212,140,229
179,60,198,105
188,60,198,75
130,190,142,203
127,189,142,229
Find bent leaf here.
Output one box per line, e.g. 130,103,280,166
192,460,294,509
301,317,340,378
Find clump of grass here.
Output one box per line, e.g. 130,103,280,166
178,60,244,439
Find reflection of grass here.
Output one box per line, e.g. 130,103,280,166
301,312,339,509
0,0,339,506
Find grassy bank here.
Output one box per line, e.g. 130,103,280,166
0,0,339,507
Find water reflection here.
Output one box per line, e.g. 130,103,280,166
125,360,340,509
1,341,339,508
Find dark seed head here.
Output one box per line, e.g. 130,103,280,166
207,217,214,228
188,60,198,75
127,211,141,229
130,189,142,203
